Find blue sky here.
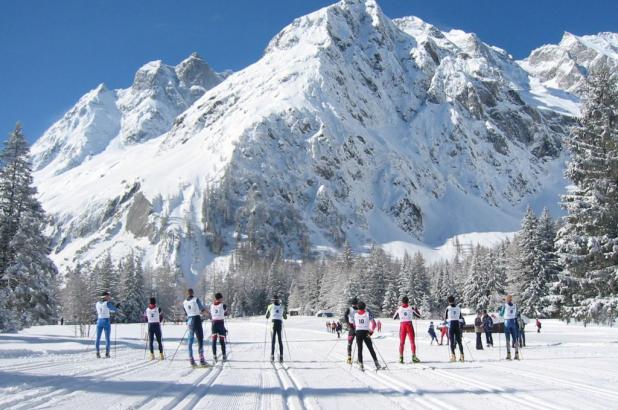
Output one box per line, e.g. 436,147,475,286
1,0,617,143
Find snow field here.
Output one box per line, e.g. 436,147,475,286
1,317,618,409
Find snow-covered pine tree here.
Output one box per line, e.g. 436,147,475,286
364,245,388,313
62,264,93,336
0,124,58,331
556,65,618,325
536,208,561,317
119,253,146,323
515,208,546,316
411,252,430,314
463,245,488,312
382,281,399,316
397,252,414,302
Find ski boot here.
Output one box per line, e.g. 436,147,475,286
199,355,208,367
399,356,404,364
270,355,275,362
412,355,421,364
105,351,111,359
359,363,365,372
213,354,218,363
159,352,165,360
449,353,456,362
96,352,101,359
514,351,520,361
506,352,512,360
190,358,197,367
374,360,382,370
459,353,465,363
149,352,155,360
279,355,284,364
222,354,227,362
346,355,352,365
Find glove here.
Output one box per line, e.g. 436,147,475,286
115,303,121,308
369,331,374,337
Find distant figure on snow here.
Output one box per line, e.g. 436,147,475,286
499,295,520,360
445,295,464,362
95,291,119,359
427,321,439,345
536,318,542,333
482,309,494,347
183,288,207,367
208,292,228,362
145,297,164,360
393,296,421,363
474,311,484,350
266,295,287,363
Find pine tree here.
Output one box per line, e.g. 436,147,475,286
0,124,58,331
463,245,488,312
536,209,561,317
515,208,546,316
62,264,93,336
556,66,618,324
119,253,146,323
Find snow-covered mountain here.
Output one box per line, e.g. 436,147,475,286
33,0,588,275
519,32,618,95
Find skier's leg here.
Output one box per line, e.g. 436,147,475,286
455,326,463,354
449,327,456,354
409,324,416,356
365,335,378,362
195,320,204,358
271,323,276,357
155,325,163,353
347,329,355,357
398,324,405,356
211,332,218,357
356,332,364,364
95,320,103,354
504,324,512,354
277,326,283,358
149,326,155,354
187,326,196,359
104,321,111,355
220,335,226,356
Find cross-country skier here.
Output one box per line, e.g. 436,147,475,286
145,297,164,360
336,321,342,338
342,297,359,364
354,301,381,371
209,292,228,362
266,295,287,363
393,296,421,363
428,322,439,345
95,291,119,358
498,295,520,360
444,295,464,362
439,321,449,345
183,288,207,367
482,309,494,347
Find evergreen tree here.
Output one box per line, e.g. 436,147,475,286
556,66,618,324
515,208,545,316
0,124,58,331
119,253,146,323
463,245,488,312
62,264,93,336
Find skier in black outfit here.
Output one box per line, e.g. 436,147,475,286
482,309,494,347
444,295,465,362
266,295,287,362
145,297,164,360
342,297,359,364
353,301,381,371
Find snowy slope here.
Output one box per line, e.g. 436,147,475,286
1,318,618,409
33,0,581,275
519,32,618,95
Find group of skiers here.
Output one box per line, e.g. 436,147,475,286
94,288,530,368
325,320,343,337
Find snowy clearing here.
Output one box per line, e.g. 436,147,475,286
1,317,617,409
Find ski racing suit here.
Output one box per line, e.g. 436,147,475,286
444,304,464,356
266,303,287,358
210,301,227,358
354,309,378,365
95,300,117,355
145,305,164,354
393,304,421,356
183,297,206,361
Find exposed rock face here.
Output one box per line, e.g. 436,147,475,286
33,0,588,276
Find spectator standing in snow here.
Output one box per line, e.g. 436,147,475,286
439,321,449,345
428,321,439,345
474,311,484,350
536,318,542,333
482,309,494,347
517,313,526,347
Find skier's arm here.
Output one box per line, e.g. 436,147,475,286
444,308,448,321
223,304,229,316
265,304,272,319
283,307,288,320
498,305,505,318
392,307,400,320
413,307,421,319
196,298,206,314
159,308,164,324
107,301,117,313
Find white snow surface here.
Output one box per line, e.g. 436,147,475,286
31,0,594,275
1,317,618,409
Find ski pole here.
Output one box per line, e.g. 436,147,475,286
169,326,189,365
114,321,117,359
463,337,475,362
283,323,292,362
498,326,502,361
349,341,356,372
325,337,341,360
371,335,389,369
263,321,269,361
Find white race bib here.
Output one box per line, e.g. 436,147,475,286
354,311,370,330
146,307,160,323
504,303,517,320
271,304,284,320
398,306,414,322
210,303,225,320
183,298,200,317
96,301,110,319
446,306,461,321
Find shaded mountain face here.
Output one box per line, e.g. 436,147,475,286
33,0,584,275
519,32,618,95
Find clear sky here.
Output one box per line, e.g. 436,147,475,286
1,0,617,144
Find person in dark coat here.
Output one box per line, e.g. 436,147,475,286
482,309,494,347
474,311,484,350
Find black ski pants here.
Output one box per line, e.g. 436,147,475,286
148,323,163,354
355,330,378,364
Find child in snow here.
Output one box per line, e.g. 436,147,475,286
209,292,228,362
95,291,119,358
183,288,207,367
444,295,464,362
498,295,520,360
428,322,439,345
439,321,449,345
474,311,484,350
145,297,164,360
482,310,494,347
342,297,359,364
376,319,382,333
353,301,381,371
393,296,421,363
266,295,287,363
536,318,542,333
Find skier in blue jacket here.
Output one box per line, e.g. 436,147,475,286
95,291,119,358
499,295,520,360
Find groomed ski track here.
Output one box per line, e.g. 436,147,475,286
1,318,617,409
